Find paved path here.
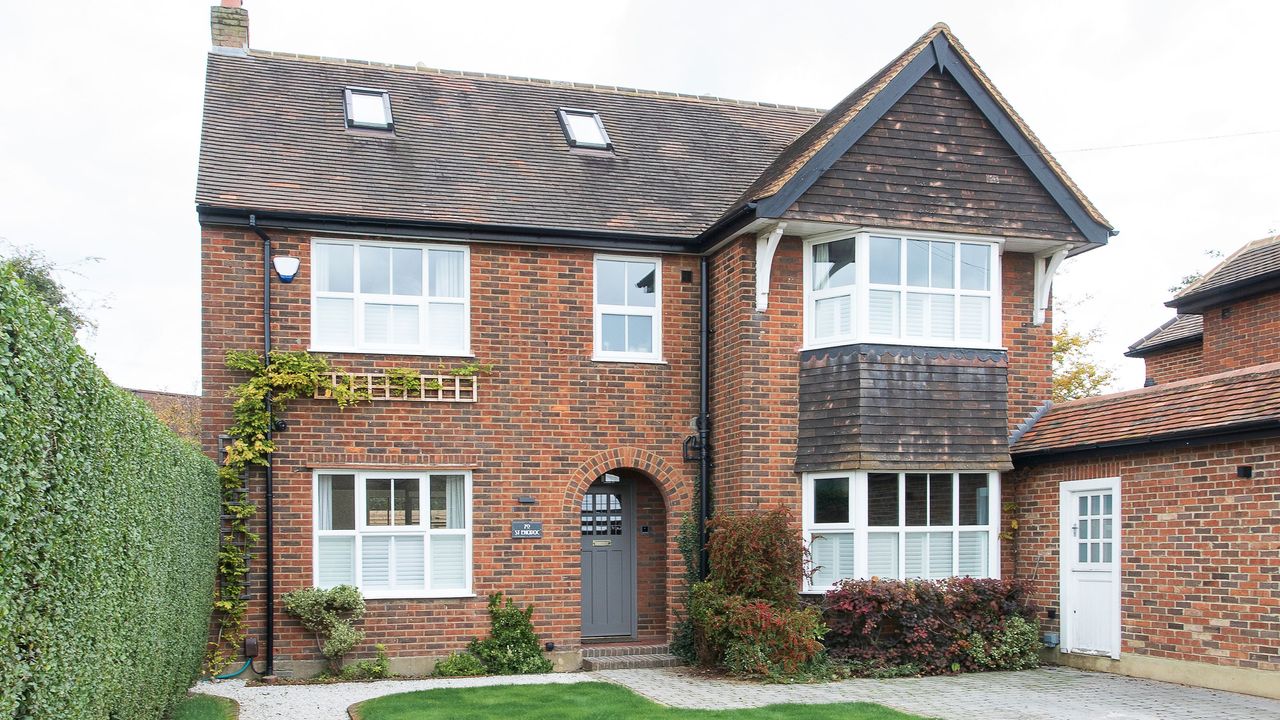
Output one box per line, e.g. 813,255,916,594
198,666,1280,720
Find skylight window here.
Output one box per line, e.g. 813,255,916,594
557,108,612,150
344,87,394,130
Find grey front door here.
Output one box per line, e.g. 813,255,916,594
580,481,635,638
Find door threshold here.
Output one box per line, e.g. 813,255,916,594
581,636,639,645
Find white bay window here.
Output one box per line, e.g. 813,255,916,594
803,471,999,593
314,471,472,598
311,239,469,355
804,232,1000,349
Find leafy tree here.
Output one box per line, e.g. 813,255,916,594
1,243,94,330
1168,249,1225,294
1053,325,1115,402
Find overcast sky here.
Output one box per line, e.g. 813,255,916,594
3,0,1278,394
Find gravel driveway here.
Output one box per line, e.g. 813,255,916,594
198,666,1280,720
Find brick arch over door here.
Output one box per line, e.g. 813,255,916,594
564,447,679,511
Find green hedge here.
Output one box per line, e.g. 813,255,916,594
0,266,220,719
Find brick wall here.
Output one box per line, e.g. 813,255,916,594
1009,438,1280,672
1003,252,1053,431
202,226,698,667
1201,291,1280,374
1141,342,1205,385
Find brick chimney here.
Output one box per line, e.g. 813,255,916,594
211,0,249,50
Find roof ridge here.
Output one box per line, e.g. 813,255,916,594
1125,315,1181,353
238,49,829,115
1052,361,1280,410
1173,232,1280,300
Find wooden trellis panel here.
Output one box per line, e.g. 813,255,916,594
315,372,478,402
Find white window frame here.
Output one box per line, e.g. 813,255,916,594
802,470,1001,594
592,253,664,363
312,470,474,600
344,87,394,130
557,107,613,150
309,237,471,357
802,230,1003,351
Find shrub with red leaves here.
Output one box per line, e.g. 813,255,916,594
707,505,808,605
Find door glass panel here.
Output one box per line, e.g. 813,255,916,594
1103,494,1113,515
1078,542,1088,562
1079,496,1088,517
1091,495,1100,515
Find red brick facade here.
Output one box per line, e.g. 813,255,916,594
1009,439,1280,674
1141,342,1205,385
1201,291,1280,374
202,227,697,671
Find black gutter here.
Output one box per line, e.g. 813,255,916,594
1167,275,1280,314
692,202,758,254
199,206,702,255
1012,419,1280,465
249,214,275,677
696,256,712,580
1122,334,1201,359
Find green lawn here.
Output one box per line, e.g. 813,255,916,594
351,682,922,720
168,693,238,720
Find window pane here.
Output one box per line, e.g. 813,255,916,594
905,474,928,526
867,532,899,579
810,532,854,587
960,244,990,291
359,246,391,294
813,295,851,339
868,290,899,336
318,474,355,530
627,315,653,354
366,479,392,526
349,91,389,126
431,534,467,588
906,240,930,287
427,302,465,352
596,260,626,305
361,536,392,588
930,242,955,289
929,473,953,526
958,296,990,343
626,262,657,307
958,531,988,576
601,314,626,352
813,477,849,524
958,474,989,526
930,294,955,340
314,297,354,347
430,475,466,529
928,532,953,578
315,243,354,293
869,236,901,284
393,535,425,589
391,247,423,296
429,249,465,298
867,473,899,526
812,238,855,290
317,536,355,587
364,304,419,345
565,111,607,146
394,478,420,526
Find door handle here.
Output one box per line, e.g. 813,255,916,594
1071,523,1078,537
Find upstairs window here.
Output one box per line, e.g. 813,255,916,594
557,108,612,150
594,255,661,362
804,232,1000,349
311,238,469,356
345,87,394,130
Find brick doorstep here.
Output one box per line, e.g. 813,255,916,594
582,653,684,671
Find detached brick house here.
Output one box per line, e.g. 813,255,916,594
1010,235,1280,698
197,1,1140,678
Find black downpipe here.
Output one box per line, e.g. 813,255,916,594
249,214,275,676
697,256,712,580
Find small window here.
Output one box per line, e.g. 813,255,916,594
557,108,612,150
594,255,661,362
345,87,394,130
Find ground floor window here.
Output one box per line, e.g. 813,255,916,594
802,471,999,592
314,470,472,598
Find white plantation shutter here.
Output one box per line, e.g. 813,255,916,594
928,532,953,578
315,298,354,347
868,290,899,336
905,293,927,337
814,295,851,339
958,531,988,576
929,294,955,340
958,296,990,343
867,533,899,579
428,303,465,351
317,536,355,587
394,536,425,590
810,533,854,588
904,533,925,578
431,535,466,589
361,536,392,589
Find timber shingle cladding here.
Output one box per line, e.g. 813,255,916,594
785,71,1083,243
797,344,1012,473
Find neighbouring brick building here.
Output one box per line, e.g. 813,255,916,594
194,0,1198,682
1010,236,1280,698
